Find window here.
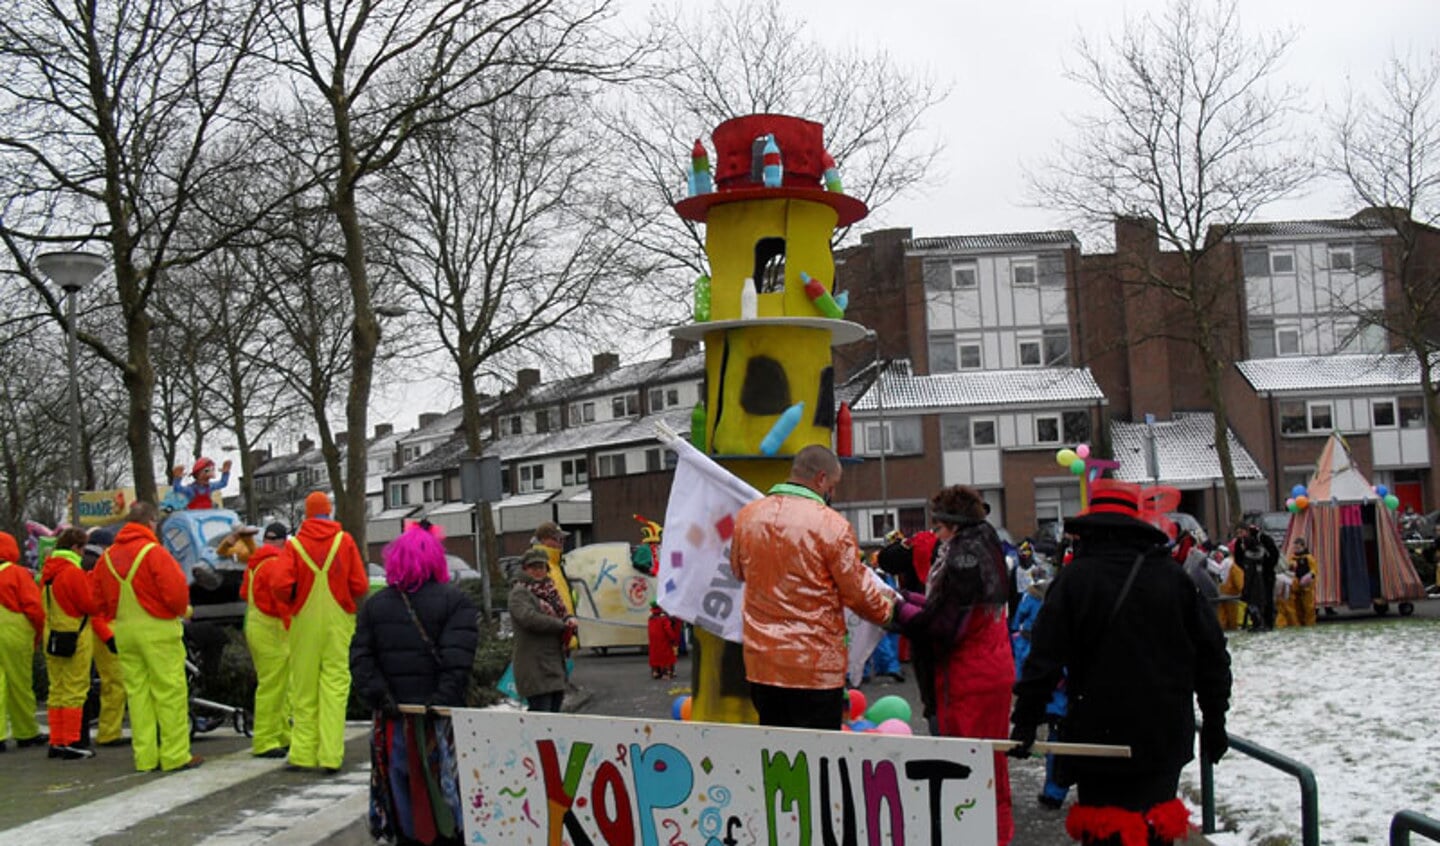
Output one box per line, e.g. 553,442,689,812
518,463,545,492
958,343,982,370
860,418,923,455
1399,396,1425,429
508,416,522,435
940,415,970,449
871,512,896,539
972,419,997,447
1042,328,1071,366
611,394,639,418
1329,247,1353,271
646,448,662,472
666,388,679,406
422,480,433,502
1276,326,1301,356
1372,399,1397,429
1249,316,1276,358
597,454,628,477
952,261,977,288
536,408,558,433
1037,253,1067,288
1307,401,1333,432
1012,259,1037,287
864,422,890,453
1355,242,1383,276
928,336,957,373
1035,415,1061,444
664,449,678,470
1279,401,1307,435
570,402,595,424
561,458,588,486
1242,246,1270,277
1063,411,1092,443
389,483,410,507
1019,340,1041,367
1270,250,1295,274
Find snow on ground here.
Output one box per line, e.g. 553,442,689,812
1180,614,1440,845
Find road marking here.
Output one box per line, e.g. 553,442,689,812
196,769,369,846
0,726,368,845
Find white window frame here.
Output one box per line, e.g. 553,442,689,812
666,388,679,406
1307,401,1334,433
1270,250,1296,274
1371,398,1398,429
951,262,978,288
958,342,983,370
1329,247,1354,271
649,388,665,410
1018,339,1042,367
971,417,998,447
508,416,522,435
1012,259,1037,287
863,421,891,454
1034,414,1061,444
1275,325,1302,356
597,453,627,478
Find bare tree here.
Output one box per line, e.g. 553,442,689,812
0,0,268,504
607,0,947,324
1030,0,1311,523
1330,51,1440,444
262,0,636,547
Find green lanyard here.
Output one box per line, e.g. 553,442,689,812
768,482,826,505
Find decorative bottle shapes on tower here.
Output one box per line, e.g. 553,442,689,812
822,151,843,193
690,401,707,449
690,139,714,196
801,271,844,319
836,402,853,457
739,277,757,320
761,135,783,187
694,274,711,322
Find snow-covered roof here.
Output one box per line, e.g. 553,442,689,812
512,352,704,408
1236,354,1422,394
494,491,556,511
1227,216,1393,240
906,230,1079,253
388,436,469,479
850,361,1106,412
1110,413,1264,485
493,408,693,460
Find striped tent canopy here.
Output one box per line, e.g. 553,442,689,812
1284,434,1424,607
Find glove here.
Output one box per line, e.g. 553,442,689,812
1201,720,1227,764
902,590,927,606
893,599,925,629
379,697,402,719
1007,723,1037,759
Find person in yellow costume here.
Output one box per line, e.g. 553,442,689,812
1290,537,1318,627
41,527,100,759
531,521,577,648
0,530,46,751
83,532,128,747
91,503,202,772
1215,547,1245,631
272,492,368,772
243,522,293,757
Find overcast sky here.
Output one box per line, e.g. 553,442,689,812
661,0,1439,244
360,0,1440,441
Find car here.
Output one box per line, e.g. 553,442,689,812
1166,512,1208,545
1255,511,1292,546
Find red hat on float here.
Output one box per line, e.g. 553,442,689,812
1064,479,1170,545
192,457,215,476
673,114,868,227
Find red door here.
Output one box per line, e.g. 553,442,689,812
1395,481,1424,514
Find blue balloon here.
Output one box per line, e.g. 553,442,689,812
1375,485,1389,497
1291,484,1307,498
671,696,688,720
850,719,876,732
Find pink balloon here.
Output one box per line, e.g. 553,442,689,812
1076,444,1091,459
876,718,913,736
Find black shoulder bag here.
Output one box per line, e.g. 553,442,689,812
44,583,88,658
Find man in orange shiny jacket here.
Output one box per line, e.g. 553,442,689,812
731,445,903,729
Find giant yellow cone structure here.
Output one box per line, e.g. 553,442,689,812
672,114,869,723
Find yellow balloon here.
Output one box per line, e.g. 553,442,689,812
1056,448,1078,467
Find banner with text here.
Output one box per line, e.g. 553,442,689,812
452,709,996,845
655,438,762,643
76,488,135,527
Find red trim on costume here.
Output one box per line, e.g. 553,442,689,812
1066,805,1150,846
1145,798,1193,841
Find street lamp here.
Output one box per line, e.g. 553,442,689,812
866,330,890,535
36,251,106,526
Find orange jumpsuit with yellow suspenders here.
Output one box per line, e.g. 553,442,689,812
0,531,44,745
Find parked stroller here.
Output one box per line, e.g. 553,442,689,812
185,624,251,738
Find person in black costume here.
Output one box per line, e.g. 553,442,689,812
1010,480,1232,846
1234,524,1279,630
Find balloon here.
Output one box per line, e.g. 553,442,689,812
846,689,867,722
849,719,875,733
1069,460,1086,476
876,718,913,736
1291,484,1307,498
680,697,693,721
1287,500,1299,513
1056,448,1078,467
840,724,852,732
1375,485,1389,497
671,695,690,720
1295,495,1309,510
1076,444,1091,459
864,695,913,725
1385,494,1400,510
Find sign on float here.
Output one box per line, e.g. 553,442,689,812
452,710,996,845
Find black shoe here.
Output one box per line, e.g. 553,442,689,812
1037,793,1064,810
323,766,341,775
257,747,289,759
99,738,131,748
17,734,49,748
887,672,907,683
49,745,97,760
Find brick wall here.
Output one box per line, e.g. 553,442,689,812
834,416,942,506
834,228,914,381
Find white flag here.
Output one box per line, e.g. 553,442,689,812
655,436,762,643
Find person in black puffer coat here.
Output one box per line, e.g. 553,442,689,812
351,523,479,846
1010,480,1232,846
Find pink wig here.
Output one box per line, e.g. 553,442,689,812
382,524,451,593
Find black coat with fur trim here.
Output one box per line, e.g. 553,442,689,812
1012,534,1232,778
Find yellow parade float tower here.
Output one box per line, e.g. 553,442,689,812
672,114,869,723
